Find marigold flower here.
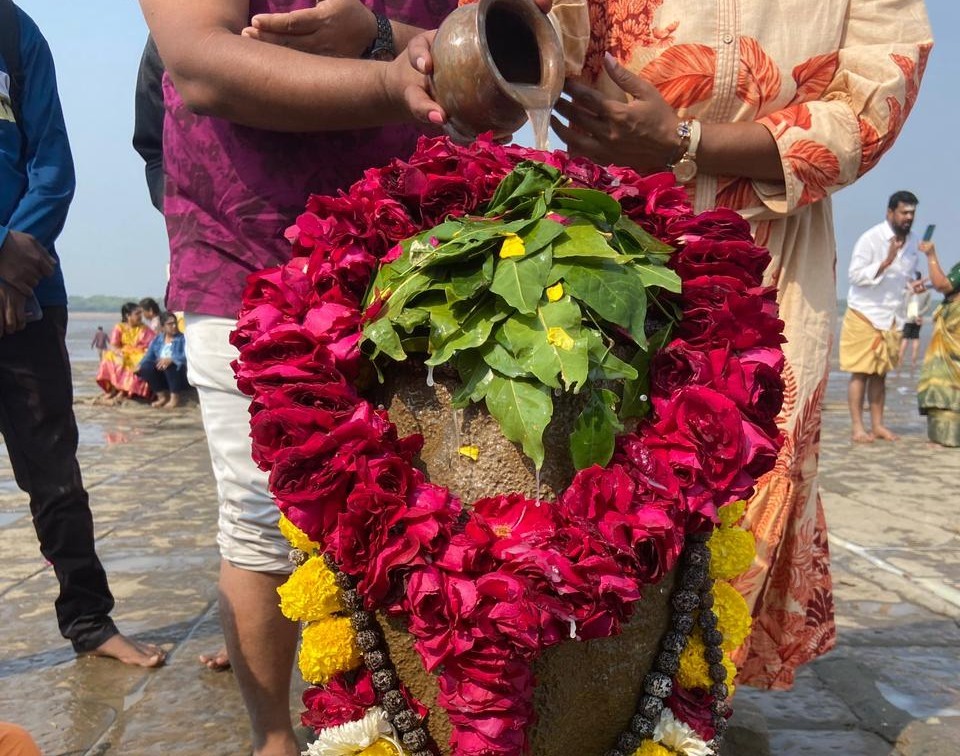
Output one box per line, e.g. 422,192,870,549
499,233,525,258
677,632,737,695
712,580,752,651
545,282,564,302
279,514,320,553
458,445,480,461
278,557,342,622
359,741,401,756
632,742,672,756
547,326,575,351
717,500,746,529
708,527,756,580
298,616,362,685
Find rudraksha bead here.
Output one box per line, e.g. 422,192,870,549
698,609,718,630
713,715,730,736
341,589,364,612
617,732,642,752
672,590,700,613
350,611,374,631
402,728,429,751
710,682,729,699
411,751,433,756
671,613,695,634
688,530,712,543
629,715,656,738
703,629,724,648
638,694,664,719
699,590,715,610
288,548,308,566
708,663,728,683
334,570,356,590
661,631,687,654
364,649,388,670
372,668,398,692
643,672,673,699
655,651,680,676
355,630,380,651
680,564,708,591
685,543,710,565
711,699,729,716
381,689,406,714
392,709,420,733
604,750,627,756
704,646,724,664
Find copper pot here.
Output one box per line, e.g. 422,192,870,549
430,0,564,141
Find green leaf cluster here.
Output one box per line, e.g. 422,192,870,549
361,161,680,470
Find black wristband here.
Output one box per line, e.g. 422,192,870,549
363,13,395,61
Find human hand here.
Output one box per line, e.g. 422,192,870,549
0,280,28,337
388,31,445,126
551,54,679,172
918,240,936,256
0,230,56,295
241,0,377,58
156,358,172,371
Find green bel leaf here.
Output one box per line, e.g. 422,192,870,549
426,298,507,367
490,247,553,315
447,254,495,301
619,325,672,420
552,221,622,260
570,388,623,470
451,349,495,408
362,317,407,362
584,330,639,381
553,187,622,225
499,297,589,391
480,339,534,379
485,161,565,216
520,217,568,256
554,260,649,348
630,262,682,293
484,374,553,470
614,216,674,258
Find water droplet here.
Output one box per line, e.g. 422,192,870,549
426,364,435,388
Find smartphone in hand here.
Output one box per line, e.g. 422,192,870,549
922,224,936,242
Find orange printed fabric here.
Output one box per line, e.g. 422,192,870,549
565,0,933,690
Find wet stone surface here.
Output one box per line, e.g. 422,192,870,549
0,336,957,754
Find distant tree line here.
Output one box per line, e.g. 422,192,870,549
68,295,162,313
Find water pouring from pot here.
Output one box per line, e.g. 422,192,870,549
429,0,565,148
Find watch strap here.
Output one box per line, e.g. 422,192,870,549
364,13,395,61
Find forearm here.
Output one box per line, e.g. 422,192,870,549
391,21,425,54
150,25,407,131
925,254,953,293
698,122,784,182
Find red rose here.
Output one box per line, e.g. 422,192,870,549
301,670,376,732
673,238,771,288
666,685,719,741
678,277,784,351
234,323,330,396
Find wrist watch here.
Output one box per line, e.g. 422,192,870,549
669,119,701,184
363,13,395,61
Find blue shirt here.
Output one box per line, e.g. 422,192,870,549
0,5,75,306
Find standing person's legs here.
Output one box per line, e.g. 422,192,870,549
0,308,164,665
185,315,298,756
847,373,873,442
867,372,897,440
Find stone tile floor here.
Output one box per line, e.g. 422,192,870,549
0,355,957,755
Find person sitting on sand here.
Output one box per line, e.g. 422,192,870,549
95,302,155,405
137,312,188,408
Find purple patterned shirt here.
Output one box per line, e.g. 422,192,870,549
161,0,455,318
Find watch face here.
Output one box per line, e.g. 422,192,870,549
673,159,697,184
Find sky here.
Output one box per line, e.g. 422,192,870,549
15,1,960,299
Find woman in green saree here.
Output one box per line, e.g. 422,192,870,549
918,241,960,446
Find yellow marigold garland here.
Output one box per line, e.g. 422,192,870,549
279,514,321,553
678,631,737,696
278,557,342,622
717,500,746,529
712,580,752,651
358,741,401,756
632,741,672,756
707,525,756,581
298,616,362,685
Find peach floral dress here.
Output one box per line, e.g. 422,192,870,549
543,0,933,688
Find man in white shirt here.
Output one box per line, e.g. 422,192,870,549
840,191,922,442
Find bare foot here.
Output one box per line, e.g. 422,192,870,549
851,430,875,443
151,393,170,408
873,426,899,441
84,633,166,667
164,393,181,409
198,647,231,671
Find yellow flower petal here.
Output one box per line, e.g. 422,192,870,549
298,616,362,685
712,580,752,651
277,557,342,622
678,630,737,695
359,742,401,756
718,500,747,529
632,743,672,756
499,233,526,258
708,526,756,580
545,282,564,302
278,514,320,553
458,445,480,461
547,326,575,351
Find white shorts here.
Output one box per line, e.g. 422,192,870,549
185,314,292,574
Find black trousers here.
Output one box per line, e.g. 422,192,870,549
138,359,188,394
0,307,117,652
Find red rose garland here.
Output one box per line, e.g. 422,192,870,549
232,135,785,755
